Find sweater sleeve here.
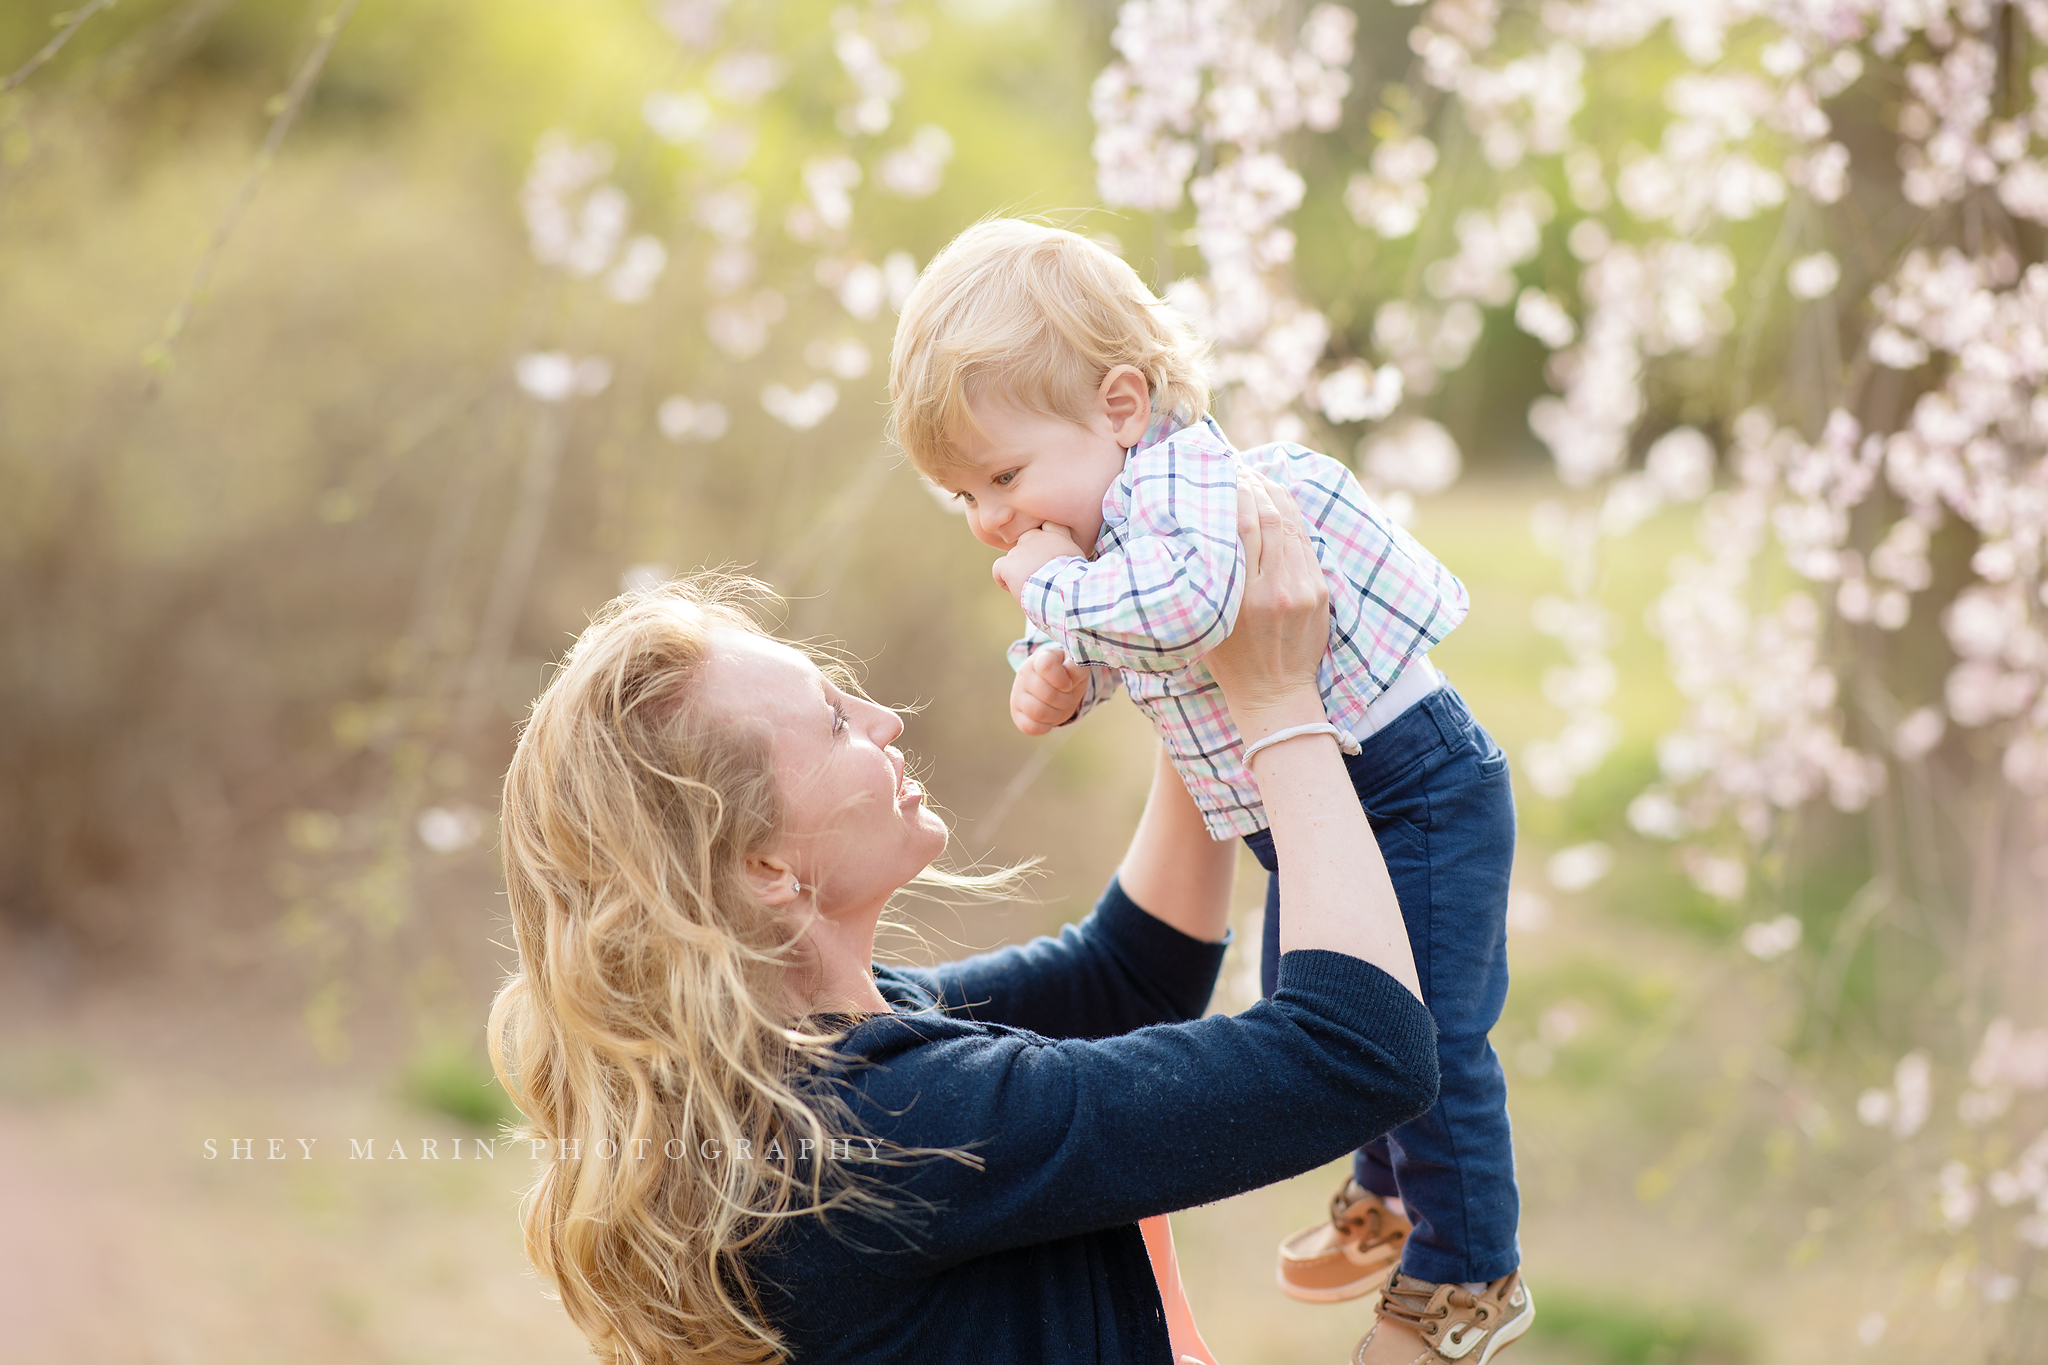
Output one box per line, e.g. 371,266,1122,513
1016,423,1246,673
831,951,1440,1275
901,877,1229,1039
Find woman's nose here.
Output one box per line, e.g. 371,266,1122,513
875,707,905,746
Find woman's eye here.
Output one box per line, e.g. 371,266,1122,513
832,704,850,735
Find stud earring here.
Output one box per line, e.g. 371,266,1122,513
790,878,803,894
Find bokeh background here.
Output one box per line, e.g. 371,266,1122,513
3,0,2045,1361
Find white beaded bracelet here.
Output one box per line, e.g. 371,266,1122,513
1240,722,1360,766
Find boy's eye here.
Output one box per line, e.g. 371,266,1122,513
993,470,1017,487
953,490,975,507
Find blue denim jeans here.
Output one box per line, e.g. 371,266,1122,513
1242,681,1521,1285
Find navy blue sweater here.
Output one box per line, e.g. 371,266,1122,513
754,878,1440,1363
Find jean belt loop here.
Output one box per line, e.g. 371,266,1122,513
1423,675,1474,752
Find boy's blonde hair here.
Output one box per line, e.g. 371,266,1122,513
888,218,1210,478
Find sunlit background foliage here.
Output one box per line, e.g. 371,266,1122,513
2,0,2046,1359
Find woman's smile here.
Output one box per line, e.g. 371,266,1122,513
890,750,925,806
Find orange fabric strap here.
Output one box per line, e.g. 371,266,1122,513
1138,1214,1220,1365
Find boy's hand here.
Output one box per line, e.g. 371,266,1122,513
992,524,1085,602
1010,646,1090,735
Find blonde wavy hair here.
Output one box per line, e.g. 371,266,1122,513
888,217,1212,479
489,575,925,1364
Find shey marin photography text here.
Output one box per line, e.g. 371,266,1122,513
200,1135,885,1163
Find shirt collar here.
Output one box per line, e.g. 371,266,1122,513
1136,403,1194,453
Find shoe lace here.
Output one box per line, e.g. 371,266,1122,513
1377,1277,1485,1338
1330,1188,1384,1240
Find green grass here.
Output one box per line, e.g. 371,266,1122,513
400,1041,521,1132
1529,1289,1753,1365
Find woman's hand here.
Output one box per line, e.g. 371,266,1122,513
1208,471,1421,999
1113,476,1331,951
1203,473,1331,746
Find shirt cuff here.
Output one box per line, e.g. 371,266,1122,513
1020,557,1082,642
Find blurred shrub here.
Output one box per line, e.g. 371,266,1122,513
1529,1290,1751,1365
402,1038,520,1132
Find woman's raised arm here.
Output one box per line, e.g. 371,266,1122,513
896,740,1233,1039
1202,474,1423,1001
1116,742,1236,945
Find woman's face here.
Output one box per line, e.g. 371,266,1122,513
698,628,948,911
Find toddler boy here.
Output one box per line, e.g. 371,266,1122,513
888,219,1531,1364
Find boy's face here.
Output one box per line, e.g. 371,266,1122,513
939,372,1151,557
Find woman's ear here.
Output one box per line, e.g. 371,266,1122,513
745,855,801,907
1099,365,1153,448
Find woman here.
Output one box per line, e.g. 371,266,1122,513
489,478,1437,1364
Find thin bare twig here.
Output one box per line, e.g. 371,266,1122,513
1803,874,1895,1052
94,0,237,97
773,448,895,635
2,0,117,94
453,405,570,737
973,729,1073,852
142,0,363,387
1729,197,1806,418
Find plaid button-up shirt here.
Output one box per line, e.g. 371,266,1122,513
1009,414,1469,839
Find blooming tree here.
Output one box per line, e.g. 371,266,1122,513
450,0,953,742
1093,0,1405,447
1095,0,2048,1336
516,0,946,436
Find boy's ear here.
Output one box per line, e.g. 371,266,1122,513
1100,365,1152,448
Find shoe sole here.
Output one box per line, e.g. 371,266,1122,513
1472,1285,1535,1365
1274,1266,1394,1304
